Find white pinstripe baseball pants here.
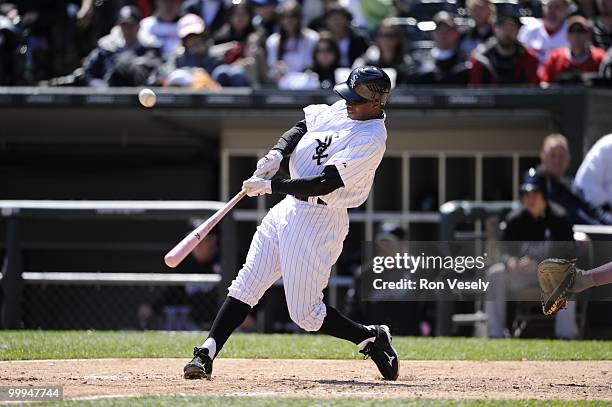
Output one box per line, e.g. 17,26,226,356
228,196,349,331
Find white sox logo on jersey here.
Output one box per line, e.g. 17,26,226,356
313,135,333,165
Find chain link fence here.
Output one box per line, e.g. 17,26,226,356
13,274,221,331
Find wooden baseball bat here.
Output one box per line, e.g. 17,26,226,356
164,189,247,268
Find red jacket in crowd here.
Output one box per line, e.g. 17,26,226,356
539,47,606,83
468,41,540,85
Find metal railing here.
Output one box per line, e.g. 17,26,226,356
0,272,222,286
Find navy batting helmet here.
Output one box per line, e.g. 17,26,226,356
334,66,391,106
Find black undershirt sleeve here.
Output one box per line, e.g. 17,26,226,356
271,165,344,197
272,120,307,156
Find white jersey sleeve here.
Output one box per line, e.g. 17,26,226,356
303,103,329,129
322,133,386,208
303,101,347,130
575,134,612,208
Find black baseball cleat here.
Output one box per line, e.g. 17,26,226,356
184,347,213,380
359,325,400,380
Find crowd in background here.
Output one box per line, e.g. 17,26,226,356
1,0,612,88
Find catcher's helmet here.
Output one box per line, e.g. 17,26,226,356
334,66,391,106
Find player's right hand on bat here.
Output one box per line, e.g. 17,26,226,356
253,150,283,180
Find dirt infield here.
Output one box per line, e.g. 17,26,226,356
1,358,611,401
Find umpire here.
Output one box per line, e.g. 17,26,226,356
485,168,579,339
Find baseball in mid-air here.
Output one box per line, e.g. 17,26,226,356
138,88,156,108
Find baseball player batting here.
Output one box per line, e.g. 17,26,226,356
184,66,399,381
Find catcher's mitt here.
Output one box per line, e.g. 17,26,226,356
537,258,577,316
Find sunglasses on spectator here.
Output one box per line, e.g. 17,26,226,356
316,46,335,53
282,13,301,18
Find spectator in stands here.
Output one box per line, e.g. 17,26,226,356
486,168,579,339
469,13,540,85
139,0,183,59
182,0,227,35
266,1,319,83
575,133,612,214
163,13,246,88
213,0,254,45
353,19,414,84
323,4,369,67
83,6,162,87
537,133,612,224
518,0,571,65
250,0,278,38
540,15,605,84
309,32,341,89
461,0,496,56
208,1,255,87
216,0,272,87
410,11,470,84
592,0,612,49
170,13,218,71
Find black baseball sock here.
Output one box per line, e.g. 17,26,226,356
202,296,251,358
319,305,374,345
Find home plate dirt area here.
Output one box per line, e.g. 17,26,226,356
1,359,611,401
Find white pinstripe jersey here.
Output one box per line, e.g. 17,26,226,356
289,99,387,208
226,99,387,332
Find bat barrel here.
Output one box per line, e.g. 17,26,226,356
164,189,246,268
164,233,199,268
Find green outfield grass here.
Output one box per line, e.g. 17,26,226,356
26,397,612,407
1,331,611,361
